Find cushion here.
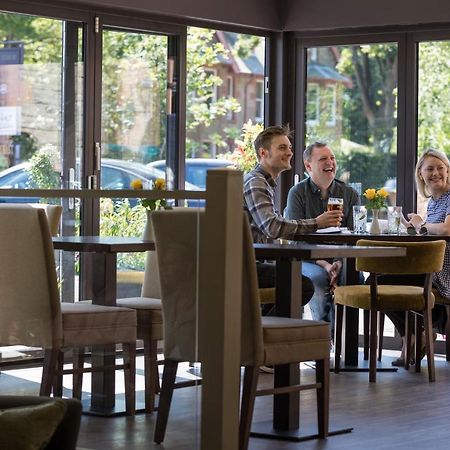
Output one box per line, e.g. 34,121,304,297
0,400,67,450
334,285,434,311
116,297,163,340
61,303,136,347
262,317,330,366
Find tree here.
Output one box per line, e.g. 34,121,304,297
417,41,450,155
338,43,398,153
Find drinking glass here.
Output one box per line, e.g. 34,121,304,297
327,197,344,212
352,205,367,234
387,206,403,234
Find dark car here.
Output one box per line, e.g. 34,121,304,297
147,158,233,190
0,158,200,205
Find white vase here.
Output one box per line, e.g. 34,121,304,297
142,210,155,241
369,208,381,234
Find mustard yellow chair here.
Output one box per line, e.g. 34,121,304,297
151,209,331,450
0,205,137,414
334,239,446,383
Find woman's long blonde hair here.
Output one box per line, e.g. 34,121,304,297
415,149,450,198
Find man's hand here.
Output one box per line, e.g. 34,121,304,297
316,259,343,292
316,210,343,229
328,260,342,292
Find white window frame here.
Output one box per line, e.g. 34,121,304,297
325,84,337,126
306,83,319,125
255,79,264,123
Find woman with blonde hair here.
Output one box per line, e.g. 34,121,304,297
387,148,450,366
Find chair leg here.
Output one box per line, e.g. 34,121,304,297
334,303,344,373
143,337,159,414
316,358,329,439
369,307,378,383
445,305,450,362
239,366,259,450
53,350,64,397
423,308,436,382
72,347,84,400
40,348,59,396
415,315,423,374
123,342,136,416
154,360,178,444
405,312,413,370
363,309,369,360
378,312,385,362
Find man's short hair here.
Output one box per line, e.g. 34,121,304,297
254,125,292,160
303,141,328,162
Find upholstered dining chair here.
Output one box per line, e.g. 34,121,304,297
432,290,450,361
115,242,163,413
151,209,331,450
0,205,137,414
334,239,446,383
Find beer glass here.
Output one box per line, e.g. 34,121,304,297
327,197,344,212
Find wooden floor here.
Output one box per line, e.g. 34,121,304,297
2,351,450,450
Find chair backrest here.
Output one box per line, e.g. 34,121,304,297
356,239,446,274
28,204,63,237
0,205,63,348
3,203,63,236
141,212,161,299
151,209,264,364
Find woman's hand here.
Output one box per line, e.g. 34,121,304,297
407,213,424,229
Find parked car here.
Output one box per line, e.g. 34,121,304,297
147,158,234,190
0,158,200,206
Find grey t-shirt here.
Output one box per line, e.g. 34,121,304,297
284,177,360,229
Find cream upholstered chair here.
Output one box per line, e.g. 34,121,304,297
334,239,446,383
0,205,137,414
152,209,331,450
115,242,163,413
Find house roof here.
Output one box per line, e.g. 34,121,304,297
215,31,264,76
307,61,352,86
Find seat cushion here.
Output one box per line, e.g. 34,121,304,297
61,303,136,347
334,285,434,311
116,297,163,340
262,317,330,366
0,399,67,450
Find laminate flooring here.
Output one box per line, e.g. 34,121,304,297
1,351,450,450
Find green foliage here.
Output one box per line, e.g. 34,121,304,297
335,150,396,194
337,43,397,153
99,199,146,270
9,132,38,161
418,41,450,155
222,120,263,173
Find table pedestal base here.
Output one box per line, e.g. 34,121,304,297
81,396,147,417
250,420,353,442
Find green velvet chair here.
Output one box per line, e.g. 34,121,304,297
334,239,446,383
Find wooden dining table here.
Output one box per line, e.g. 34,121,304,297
53,236,155,416
252,240,406,441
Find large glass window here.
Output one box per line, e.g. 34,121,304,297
417,40,450,217
304,43,398,202
184,27,266,189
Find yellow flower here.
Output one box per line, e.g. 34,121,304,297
154,178,166,190
364,188,376,200
130,178,143,190
377,188,389,198
363,187,389,209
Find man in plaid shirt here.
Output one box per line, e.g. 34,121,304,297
244,125,343,306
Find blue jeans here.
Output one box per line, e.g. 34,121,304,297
302,261,338,334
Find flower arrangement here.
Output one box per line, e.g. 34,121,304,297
363,187,389,209
223,120,264,173
130,177,171,211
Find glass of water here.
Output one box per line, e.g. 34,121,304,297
387,206,403,234
353,205,367,234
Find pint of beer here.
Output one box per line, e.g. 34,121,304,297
327,197,344,212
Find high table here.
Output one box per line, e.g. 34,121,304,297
252,241,406,441
53,236,155,415
292,231,450,367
